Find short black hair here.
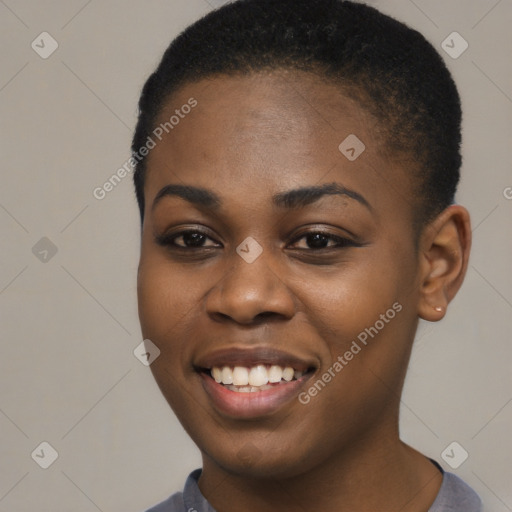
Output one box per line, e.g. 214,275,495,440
132,0,462,228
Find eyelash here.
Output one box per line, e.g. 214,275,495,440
290,231,357,250
156,230,220,250
155,228,358,252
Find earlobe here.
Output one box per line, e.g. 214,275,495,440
417,205,472,322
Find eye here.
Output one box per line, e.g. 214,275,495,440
156,229,221,249
289,231,357,250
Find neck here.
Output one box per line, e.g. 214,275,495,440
198,425,442,512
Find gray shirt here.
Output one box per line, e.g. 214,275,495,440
146,467,482,512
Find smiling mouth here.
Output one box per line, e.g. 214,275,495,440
199,364,316,393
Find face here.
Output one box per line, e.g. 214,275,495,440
137,70,423,478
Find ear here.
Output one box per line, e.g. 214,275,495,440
417,205,472,322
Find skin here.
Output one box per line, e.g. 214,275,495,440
137,70,471,512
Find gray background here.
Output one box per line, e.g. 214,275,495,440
1,0,511,510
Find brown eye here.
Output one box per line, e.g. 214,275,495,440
304,233,330,249
176,232,208,248
290,231,356,250
156,230,221,249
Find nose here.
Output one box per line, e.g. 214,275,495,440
205,251,296,325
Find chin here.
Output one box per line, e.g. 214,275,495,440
205,442,322,480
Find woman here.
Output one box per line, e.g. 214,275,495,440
132,1,481,510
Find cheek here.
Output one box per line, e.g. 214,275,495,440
292,253,416,402
137,254,196,346
295,261,416,407
137,257,199,407
293,259,401,346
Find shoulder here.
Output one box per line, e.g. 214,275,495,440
429,472,482,512
144,491,186,512
143,469,215,512
145,468,481,512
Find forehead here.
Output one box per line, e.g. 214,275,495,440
144,70,413,220
154,69,376,158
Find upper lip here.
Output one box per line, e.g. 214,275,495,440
194,346,318,372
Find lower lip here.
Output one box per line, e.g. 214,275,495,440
199,372,312,419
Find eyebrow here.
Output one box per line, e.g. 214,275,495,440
152,182,372,212
272,182,372,211
152,184,221,211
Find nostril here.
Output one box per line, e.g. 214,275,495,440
208,310,284,325
254,311,281,322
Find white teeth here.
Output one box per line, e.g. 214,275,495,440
210,363,308,389
221,366,233,385
212,367,222,383
282,367,294,382
268,365,283,383
233,366,249,386
225,384,274,392
248,365,269,387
